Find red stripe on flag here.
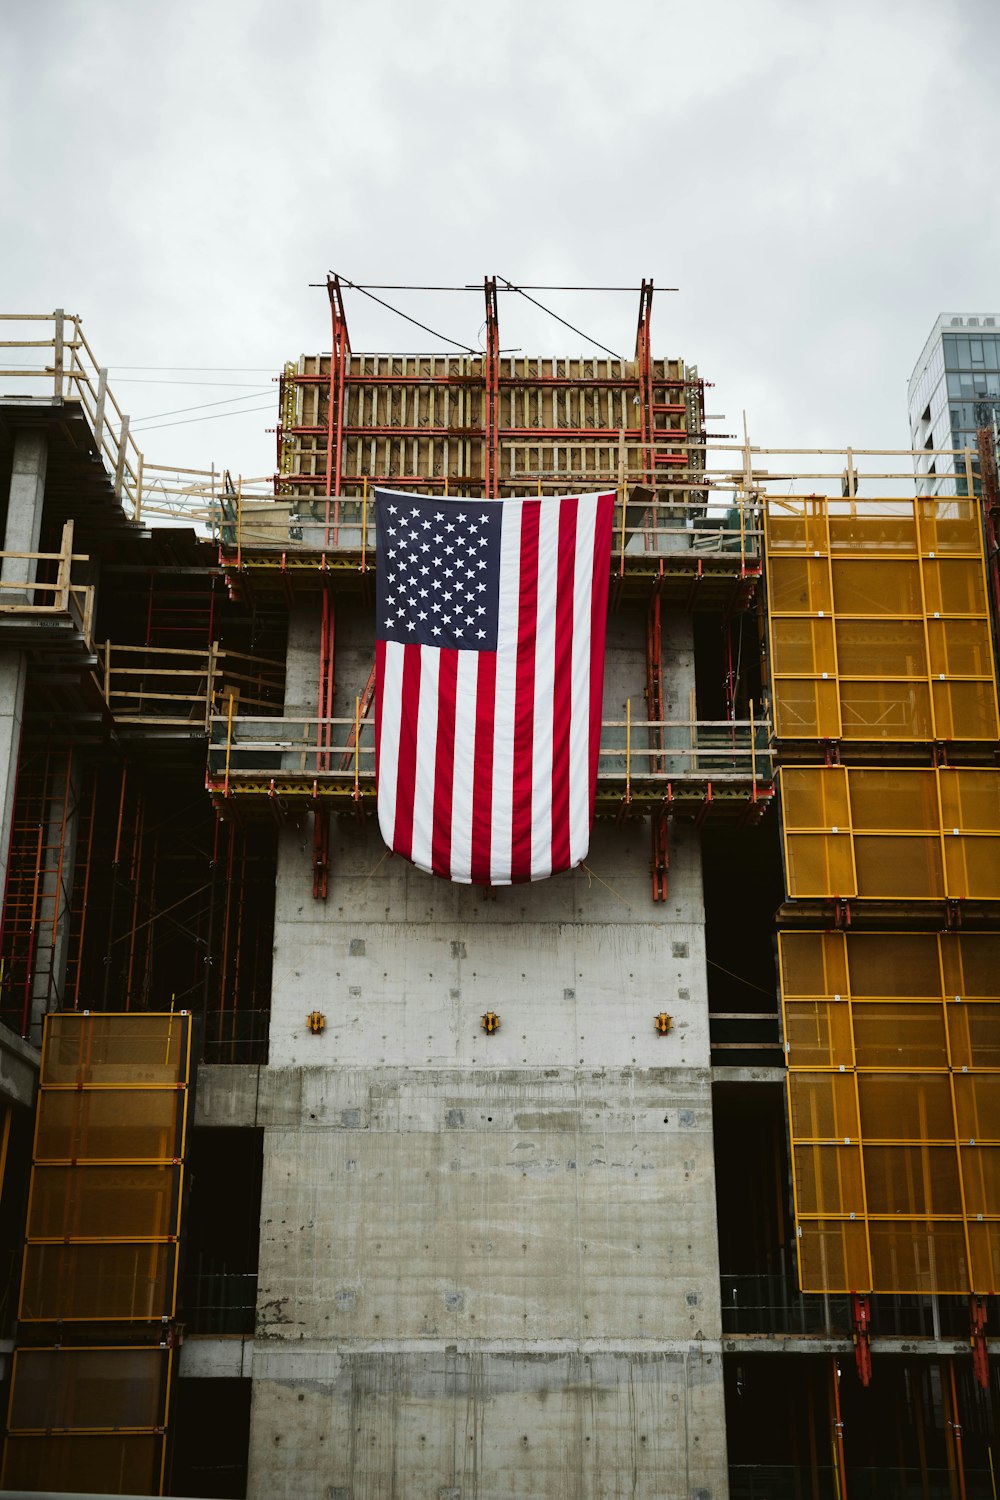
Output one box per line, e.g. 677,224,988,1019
511,500,541,882
374,638,386,782
588,495,615,809
550,497,577,872
432,649,459,877
469,650,497,884
393,643,422,861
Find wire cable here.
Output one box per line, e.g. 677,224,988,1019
497,275,624,360
130,389,274,426
131,403,275,433
330,271,481,354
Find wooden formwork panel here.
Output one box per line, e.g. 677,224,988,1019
279,352,700,500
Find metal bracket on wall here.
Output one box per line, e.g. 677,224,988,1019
312,809,330,901
851,1291,872,1387
650,811,669,902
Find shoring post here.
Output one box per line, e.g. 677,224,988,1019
484,277,500,498
625,697,632,802
0,1103,10,1193
971,1295,990,1391
946,1358,969,1500
749,699,756,787
324,276,351,546
361,474,369,569
830,1357,848,1500
722,615,736,723
202,814,220,1016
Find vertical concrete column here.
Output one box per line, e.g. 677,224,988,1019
0,655,28,936
1,429,48,599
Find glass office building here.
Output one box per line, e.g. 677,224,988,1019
908,314,1000,494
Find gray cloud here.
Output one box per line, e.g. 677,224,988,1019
2,0,998,481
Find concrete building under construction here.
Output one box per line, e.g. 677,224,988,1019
0,282,999,1499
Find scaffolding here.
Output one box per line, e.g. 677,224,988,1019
2,298,999,1492
2,1012,190,1494
763,487,1000,1353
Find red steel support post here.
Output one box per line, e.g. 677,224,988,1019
977,422,1000,640
851,1291,872,1387
484,278,500,499
635,280,655,490
324,276,351,546
970,1295,990,1391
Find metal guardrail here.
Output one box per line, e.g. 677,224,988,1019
215,483,764,571
0,311,273,525
179,1271,257,1335
206,713,773,795
1,315,981,529
721,1275,989,1341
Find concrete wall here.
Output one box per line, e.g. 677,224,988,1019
244,601,728,1500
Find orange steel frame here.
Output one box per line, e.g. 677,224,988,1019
294,276,707,497
324,274,351,545
303,278,731,907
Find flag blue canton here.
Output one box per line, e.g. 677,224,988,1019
374,491,503,651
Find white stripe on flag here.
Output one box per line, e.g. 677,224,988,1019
449,649,479,882
568,493,599,866
409,645,441,875
376,640,404,851
530,495,560,878
490,498,523,883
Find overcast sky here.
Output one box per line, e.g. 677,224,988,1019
3,0,999,488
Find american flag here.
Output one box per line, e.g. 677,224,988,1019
374,488,614,884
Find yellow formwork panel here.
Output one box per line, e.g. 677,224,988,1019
22,1015,189,1325
764,496,999,743
19,1240,178,1322
7,1346,169,1432
41,1011,191,1086
27,1163,181,1241
1,1433,162,1494
780,931,1000,1294
34,1086,184,1163
779,766,1000,901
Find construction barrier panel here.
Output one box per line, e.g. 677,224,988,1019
779,766,1000,901
765,497,999,742
779,932,1000,1293
21,1011,189,1323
